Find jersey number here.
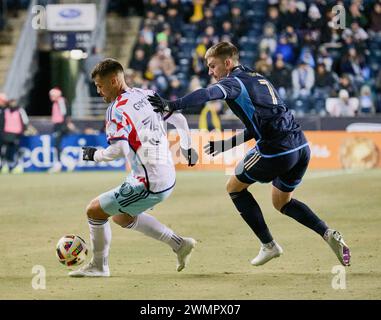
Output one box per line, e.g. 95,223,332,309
258,79,278,104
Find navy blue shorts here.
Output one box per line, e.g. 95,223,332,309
235,145,311,192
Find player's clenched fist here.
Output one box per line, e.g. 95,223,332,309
147,93,173,113
181,147,198,167
82,147,97,161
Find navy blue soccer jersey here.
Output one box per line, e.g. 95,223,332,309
211,65,308,156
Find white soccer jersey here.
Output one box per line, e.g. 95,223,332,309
94,88,188,193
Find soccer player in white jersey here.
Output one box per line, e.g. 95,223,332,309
69,59,197,277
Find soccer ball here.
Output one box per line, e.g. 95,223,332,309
56,235,88,266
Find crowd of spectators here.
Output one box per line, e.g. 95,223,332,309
124,0,381,117
0,0,30,29
264,0,381,116
0,0,45,42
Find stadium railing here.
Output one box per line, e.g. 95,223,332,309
71,94,107,119
1,0,39,103
71,0,108,119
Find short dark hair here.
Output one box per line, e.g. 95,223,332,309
91,58,124,79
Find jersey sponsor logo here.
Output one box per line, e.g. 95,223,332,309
133,97,150,110
118,190,149,208
119,182,134,197
19,134,125,171
59,8,81,19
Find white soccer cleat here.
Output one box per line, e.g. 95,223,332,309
10,164,24,174
251,241,283,266
176,237,196,272
324,229,351,266
68,261,110,277
1,164,9,174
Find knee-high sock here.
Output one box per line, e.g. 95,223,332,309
88,218,112,268
280,199,328,237
229,189,274,244
126,213,183,252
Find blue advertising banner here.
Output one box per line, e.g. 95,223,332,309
19,134,125,172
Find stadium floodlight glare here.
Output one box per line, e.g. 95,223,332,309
70,50,85,60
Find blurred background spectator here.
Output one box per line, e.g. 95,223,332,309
48,87,69,173
0,92,7,171
369,1,381,37
292,59,315,115
269,54,292,102
313,63,338,115
359,84,375,114
326,89,359,117
0,96,29,173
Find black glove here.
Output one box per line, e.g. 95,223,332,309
203,140,226,157
181,147,198,167
82,147,97,161
147,93,173,113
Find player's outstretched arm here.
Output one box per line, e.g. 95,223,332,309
204,129,254,157
148,86,226,113
82,140,130,162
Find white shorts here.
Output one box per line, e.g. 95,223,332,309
98,175,174,216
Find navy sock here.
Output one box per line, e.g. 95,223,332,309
229,189,273,244
280,199,328,237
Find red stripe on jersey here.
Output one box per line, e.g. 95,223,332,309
106,119,128,143
136,176,148,188
116,121,124,131
115,99,128,108
123,112,141,152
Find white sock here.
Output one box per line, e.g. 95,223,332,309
88,218,112,269
126,213,183,251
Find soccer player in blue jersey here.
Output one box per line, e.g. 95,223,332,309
148,42,351,267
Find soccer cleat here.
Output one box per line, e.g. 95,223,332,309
10,164,24,174
324,229,351,266
1,164,9,174
176,237,196,272
251,241,283,266
68,261,110,277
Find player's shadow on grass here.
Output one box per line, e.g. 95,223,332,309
59,270,381,280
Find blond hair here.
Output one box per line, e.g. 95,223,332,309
204,41,239,62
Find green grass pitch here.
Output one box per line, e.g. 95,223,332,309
1,169,380,299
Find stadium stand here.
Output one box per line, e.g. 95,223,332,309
123,0,381,118
1,0,381,128
0,1,31,89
